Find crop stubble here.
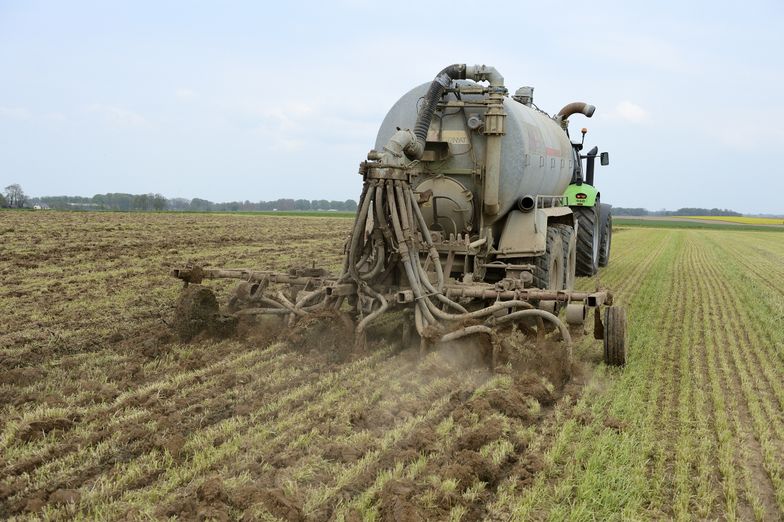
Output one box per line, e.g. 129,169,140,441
1,212,783,520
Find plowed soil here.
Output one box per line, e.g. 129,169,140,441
1,211,783,520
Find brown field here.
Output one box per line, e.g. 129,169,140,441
1,211,783,520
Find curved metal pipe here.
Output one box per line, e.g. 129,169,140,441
555,102,596,122
491,309,572,345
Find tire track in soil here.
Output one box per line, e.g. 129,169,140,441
696,238,782,519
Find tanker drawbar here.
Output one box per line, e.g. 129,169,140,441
170,63,626,369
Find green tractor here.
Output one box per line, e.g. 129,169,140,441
564,129,612,277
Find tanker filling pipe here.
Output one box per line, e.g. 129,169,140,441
465,65,506,216
555,102,595,130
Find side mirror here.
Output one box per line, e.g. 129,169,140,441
600,152,610,166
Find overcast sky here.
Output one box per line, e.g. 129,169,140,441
1,0,782,213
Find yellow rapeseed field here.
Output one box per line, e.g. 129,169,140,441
683,215,784,225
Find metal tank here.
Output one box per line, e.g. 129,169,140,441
374,80,576,236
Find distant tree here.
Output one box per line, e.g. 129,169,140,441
344,199,357,212
151,193,167,211
0,193,7,207
612,207,649,216
4,184,27,208
190,198,213,211
294,199,311,211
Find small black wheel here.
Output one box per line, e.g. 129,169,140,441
603,306,627,366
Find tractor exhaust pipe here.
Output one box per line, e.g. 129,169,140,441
585,146,598,186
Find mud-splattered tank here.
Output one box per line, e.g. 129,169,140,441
375,81,574,234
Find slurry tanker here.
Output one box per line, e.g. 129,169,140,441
172,64,626,367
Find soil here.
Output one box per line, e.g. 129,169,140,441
0,211,594,520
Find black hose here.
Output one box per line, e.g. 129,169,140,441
409,64,466,159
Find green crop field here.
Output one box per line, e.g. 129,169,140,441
1,212,783,520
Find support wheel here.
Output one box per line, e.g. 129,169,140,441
533,226,565,290
574,203,600,276
598,203,612,267
603,306,627,366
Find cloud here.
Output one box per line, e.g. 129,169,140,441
87,104,146,127
607,101,648,123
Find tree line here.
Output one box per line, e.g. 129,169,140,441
1,185,358,212
1,183,743,217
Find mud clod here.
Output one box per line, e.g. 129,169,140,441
49,488,81,505
18,417,77,442
197,478,229,503
456,418,504,451
380,479,425,522
258,488,304,522
1,367,45,386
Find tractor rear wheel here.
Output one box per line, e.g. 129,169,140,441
603,306,627,366
533,226,565,290
574,203,600,276
598,204,612,267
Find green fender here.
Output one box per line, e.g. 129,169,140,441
564,183,599,207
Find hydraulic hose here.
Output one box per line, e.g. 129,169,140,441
407,64,467,160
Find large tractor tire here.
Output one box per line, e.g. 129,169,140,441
532,226,565,290
574,203,600,276
555,224,577,291
598,203,613,268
